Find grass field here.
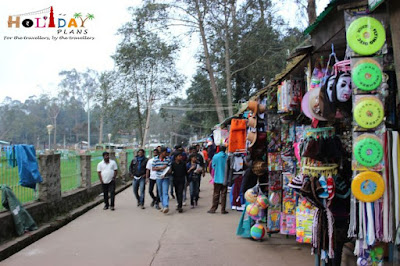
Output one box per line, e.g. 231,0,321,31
0,149,136,211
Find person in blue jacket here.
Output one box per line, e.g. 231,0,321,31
207,146,228,214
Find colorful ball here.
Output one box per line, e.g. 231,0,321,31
246,203,260,218
257,194,269,209
245,189,258,203
250,223,265,240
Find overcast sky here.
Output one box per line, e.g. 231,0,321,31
0,0,329,103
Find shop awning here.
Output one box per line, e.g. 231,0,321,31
304,0,339,35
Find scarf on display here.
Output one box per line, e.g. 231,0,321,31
309,176,335,260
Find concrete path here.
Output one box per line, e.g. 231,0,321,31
3,176,314,266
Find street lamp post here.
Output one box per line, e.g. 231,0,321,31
108,133,112,151
46,125,54,150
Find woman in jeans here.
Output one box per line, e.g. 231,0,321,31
186,154,201,208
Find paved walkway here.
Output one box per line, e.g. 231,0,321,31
3,176,314,266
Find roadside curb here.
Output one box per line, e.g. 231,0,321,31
0,181,132,261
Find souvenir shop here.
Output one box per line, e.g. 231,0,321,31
212,1,400,265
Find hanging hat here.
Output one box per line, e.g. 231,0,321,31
248,116,257,128
247,130,257,147
252,160,267,176
247,101,258,117
301,91,313,119
308,88,327,121
258,104,266,119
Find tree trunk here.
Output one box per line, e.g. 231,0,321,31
194,0,225,123
224,0,233,117
307,0,317,25
134,85,144,147
99,113,103,144
142,99,152,149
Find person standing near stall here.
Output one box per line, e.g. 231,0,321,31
97,151,118,211
208,146,228,214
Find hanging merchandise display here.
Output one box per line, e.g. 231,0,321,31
352,58,383,91
301,90,314,119
353,134,384,167
353,96,384,129
228,119,246,152
346,16,386,56
351,171,385,202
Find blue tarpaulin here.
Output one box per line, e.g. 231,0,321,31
14,145,43,189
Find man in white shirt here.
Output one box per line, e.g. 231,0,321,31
146,149,160,209
97,151,118,210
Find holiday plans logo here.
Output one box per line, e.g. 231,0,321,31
5,6,95,40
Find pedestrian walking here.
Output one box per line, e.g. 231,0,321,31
187,154,201,208
146,149,160,209
97,151,118,211
171,152,187,213
152,147,171,214
167,148,176,200
208,146,228,214
130,149,148,209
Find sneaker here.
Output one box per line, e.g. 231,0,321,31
191,205,195,209
183,202,187,206
137,203,140,207
207,210,215,214
141,205,145,209
327,175,335,200
178,208,183,213
103,206,109,210
163,207,169,214
150,200,155,207
160,208,164,212
110,206,115,211
155,204,160,210
221,210,229,214
318,176,329,199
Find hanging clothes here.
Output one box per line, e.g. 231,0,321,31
1,185,37,236
15,145,43,189
228,119,246,153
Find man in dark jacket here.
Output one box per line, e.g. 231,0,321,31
130,149,148,209
171,152,187,213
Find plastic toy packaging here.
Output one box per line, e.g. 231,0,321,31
351,57,388,95
351,171,385,203
352,130,385,171
344,10,387,57
310,57,329,90
352,95,385,131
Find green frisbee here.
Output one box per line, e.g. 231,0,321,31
352,59,382,91
346,16,386,55
354,137,383,167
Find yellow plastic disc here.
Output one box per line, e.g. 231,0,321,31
353,97,384,129
346,16,386,55
351,171,384,202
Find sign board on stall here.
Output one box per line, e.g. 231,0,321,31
368,0,384,12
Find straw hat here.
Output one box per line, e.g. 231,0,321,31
247,101,258,117
252,160,268,176
308,88,327,121
247,130,257,148
248,116,257,128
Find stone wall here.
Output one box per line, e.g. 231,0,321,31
0,151,128,245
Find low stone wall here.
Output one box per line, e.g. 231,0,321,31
0,151,129,245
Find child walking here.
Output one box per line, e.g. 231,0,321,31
187,154,202,209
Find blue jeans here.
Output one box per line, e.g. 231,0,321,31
156,178,170,208
190,176,200,205
133,177,146,205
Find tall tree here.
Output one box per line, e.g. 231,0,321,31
114,10,183,147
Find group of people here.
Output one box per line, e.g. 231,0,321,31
97,143,229,215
